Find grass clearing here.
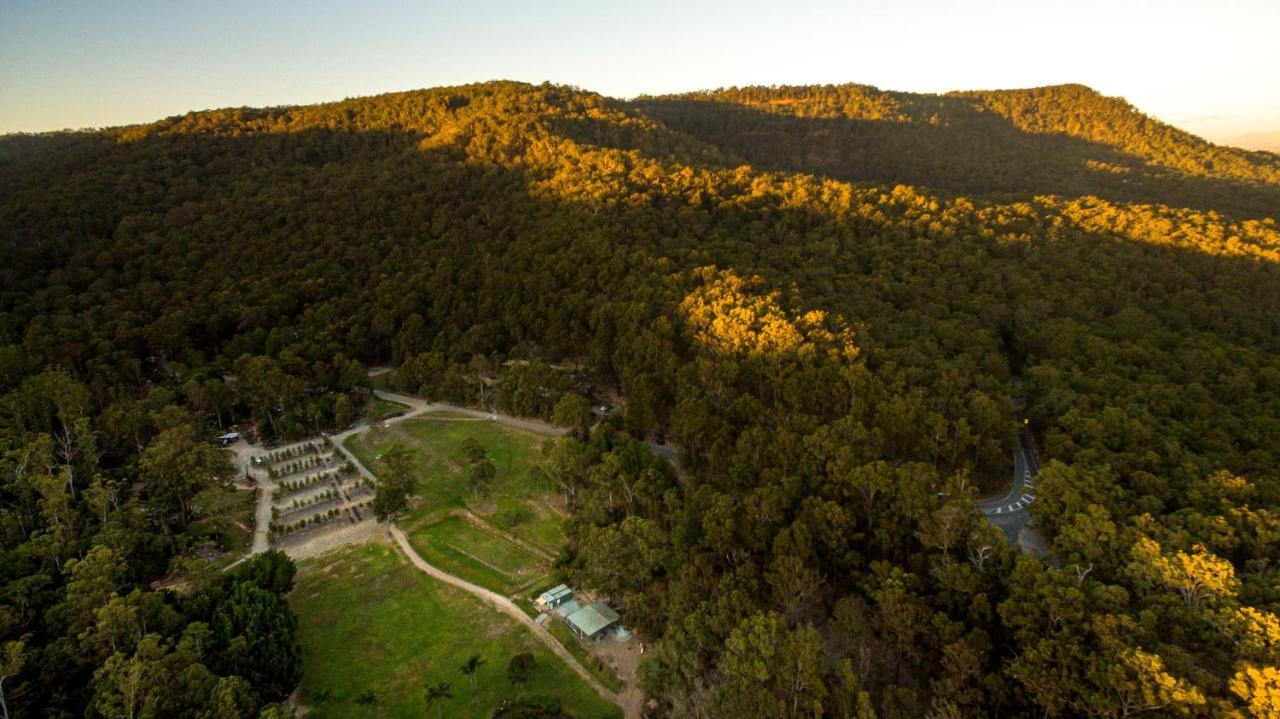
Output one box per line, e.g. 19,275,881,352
344,416,566,553
406,516,544,595
290,543,621,719
365,397,409,422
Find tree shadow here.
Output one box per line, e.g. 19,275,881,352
565,95,1280,220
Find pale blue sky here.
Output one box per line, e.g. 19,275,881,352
2,0,1277,142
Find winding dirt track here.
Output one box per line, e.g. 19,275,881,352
386,525,630,715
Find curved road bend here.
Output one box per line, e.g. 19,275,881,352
975,428,1040,543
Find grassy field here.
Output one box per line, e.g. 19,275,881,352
290,543,621,719
407,516,544,595
365,397,408,422
344,416,567,554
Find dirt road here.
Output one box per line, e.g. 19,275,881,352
387,525,632,716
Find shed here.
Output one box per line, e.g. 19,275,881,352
565,601,619,640
536,584,574,612
218,431,241,446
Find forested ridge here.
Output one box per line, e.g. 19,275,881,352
638,83,1280,218
1,81,1278,717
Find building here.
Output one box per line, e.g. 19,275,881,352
555,598,581,619
535,584,574,612
564,601,620,640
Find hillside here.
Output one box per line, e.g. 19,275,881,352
1,81,1279,718
637,83,1280,217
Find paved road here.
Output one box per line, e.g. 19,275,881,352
976,428,1040,543
388,525,631,716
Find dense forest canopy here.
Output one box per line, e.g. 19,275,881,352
1,81,1278,717
637,83,1280,218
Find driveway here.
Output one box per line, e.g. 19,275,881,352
387,525,631,716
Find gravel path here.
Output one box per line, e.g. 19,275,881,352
387,525,630,716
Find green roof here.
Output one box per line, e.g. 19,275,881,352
565,602,619,638
539,584,573,604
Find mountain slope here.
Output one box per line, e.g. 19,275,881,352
1,81,1279,718
637,83,1280,217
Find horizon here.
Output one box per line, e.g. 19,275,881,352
2,1,1279,149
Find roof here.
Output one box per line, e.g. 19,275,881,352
538,584,572,604
218,432,240,441
565,602,619,637
555,598,581,618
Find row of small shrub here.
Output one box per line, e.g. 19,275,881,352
269,506,345,538
262,438,332,465
277,470,339,494
273,488,339,514
267,452,336,479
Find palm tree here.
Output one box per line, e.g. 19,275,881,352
460,653,485,703
424,681,453,718
356,689,379,718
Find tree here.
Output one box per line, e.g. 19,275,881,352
1228,663,1280,718
424,681,452,718
138,422,233,531
552,393,593,438
372,443,417,521
460,653,485,703
507,652,534,687
235,549,297,595
0,641,24,719
211,582,301,701
1129,537,1238,610
467,458,496,498
334,394,356,428
200,675,260,719
460,437,487,464
718,612,826,717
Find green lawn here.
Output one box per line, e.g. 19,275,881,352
407,517,544,595
344,416,566,553
365,397,409,422
290,543,621,719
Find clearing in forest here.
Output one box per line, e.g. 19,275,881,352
343,415,568,556
289,543,622,718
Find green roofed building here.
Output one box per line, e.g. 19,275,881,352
564,601,619,640
535,584,574,612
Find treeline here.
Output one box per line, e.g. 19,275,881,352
0,80,1277,716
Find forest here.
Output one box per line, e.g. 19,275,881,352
0,80,1278,717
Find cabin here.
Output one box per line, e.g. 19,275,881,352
535,584,574,612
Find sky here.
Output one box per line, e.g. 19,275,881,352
2,0,1278,144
